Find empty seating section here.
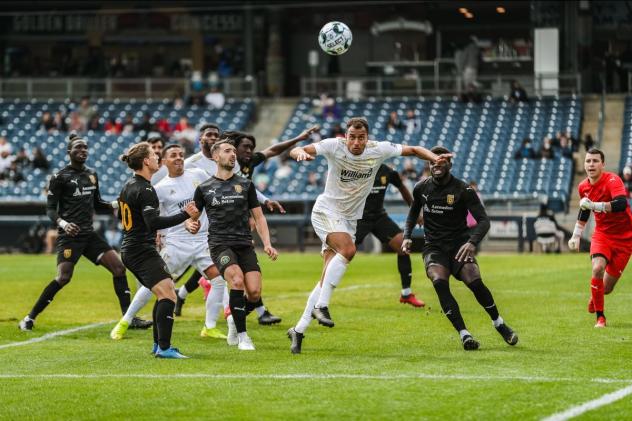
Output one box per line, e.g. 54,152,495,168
266,96,580,209
0,98,254,201
620,97,632,170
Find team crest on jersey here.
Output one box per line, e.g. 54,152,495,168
446,194,455,205
234,185,243,193
220,255,230,265
380,176,387,185
88,175,96,185
63,249,72,259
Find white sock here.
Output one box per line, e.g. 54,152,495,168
492,316,504,328
205,276,225,329
122,286,153,323
295,282,322,334
177,286,189,300
316,253,349,308
401,288,411,296
255,306,266,317
222,286,229,309
459,329,471,339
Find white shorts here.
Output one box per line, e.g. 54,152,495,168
311,211,357,253
160,240,214,279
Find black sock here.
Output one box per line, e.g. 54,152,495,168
112,276,131,314
156,299,175,351
184,270,201,294
245,299,258,315
152,300,159,345
597,311,605,318
466,279,500,321
397,254,412,290
29,280,63,319
432,279,466,332
229,289,247,333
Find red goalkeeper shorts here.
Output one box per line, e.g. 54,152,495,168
590,233,632,278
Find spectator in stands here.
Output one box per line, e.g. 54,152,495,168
457,36,480,88
558,135,573,159
205,86,226,109
538,137,555,159
0,136,12,155
14,147,29,169
121,114,135,134
68,111,86,134
31,147,49,170
87,115,101,131
156,117,172,137
621,165,632,198
0,149,13,174
104,118,122,135
509,80,528,103
387,111,404,132
329,123,345,138
322,95,342,120
53,111,68,132
77,96,96,125
40,112,56,132
566,130,580,152
173,116,196,154
1,160,24,183
460,83,482,104
533,203,564,253
584,133,595,151
404,109,421,135
135,113,154,133
254,173,271,195
274,153,292,180
514,137,536,159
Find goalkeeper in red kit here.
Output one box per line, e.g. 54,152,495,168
568,148,632,328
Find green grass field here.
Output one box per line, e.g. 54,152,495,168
0,252,631,420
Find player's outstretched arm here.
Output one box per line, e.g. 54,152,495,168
255,188,286,213
402,184,425,255
251,206,278,261
261,125,319,159
141,189,197,231
400,145,452,163
289,144,317,162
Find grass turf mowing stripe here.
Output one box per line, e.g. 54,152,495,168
541,384,632,421
0,373,631,384
0,321,114,350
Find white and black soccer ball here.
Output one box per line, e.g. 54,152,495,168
318,21,353,55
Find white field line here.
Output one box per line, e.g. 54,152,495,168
0,373,631,385
542,384,632,421
0,321,114,350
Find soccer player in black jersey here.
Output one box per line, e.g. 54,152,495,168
190,140,278,351
402,146,518,350
18,135,151,331
118,142,199,358
356,164,425,307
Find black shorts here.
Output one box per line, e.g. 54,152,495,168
211,244,260,277
355,214,402,245
122,247,171,289
56,232,112,265
422,240,477,280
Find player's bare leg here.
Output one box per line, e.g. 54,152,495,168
388,233,424,308
590,255,607,327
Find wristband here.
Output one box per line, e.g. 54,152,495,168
57,219,69,229
572,223,584,237
111,200,119,209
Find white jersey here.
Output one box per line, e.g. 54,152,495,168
313,138,402,219
154,168,209,243
184,151,241,178
151,165,168,185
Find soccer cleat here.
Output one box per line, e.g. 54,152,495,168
226,316,238,346
311,306,335,328
258,310,282,325
151,343,158,355
461,334,480,351
495,323,519,345
287,328,304,354
588,297,595,313
18,317,34,332
155,347,189,359
399,293,425,308
174,290,186,317
110,320,129,340
200,326,227,339
237,334,255,351
595,316,607,328
198,277,211,301
129,317,152,329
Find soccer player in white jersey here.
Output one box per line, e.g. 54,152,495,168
177,124,283,326
110,144,227,340
286,117,450,354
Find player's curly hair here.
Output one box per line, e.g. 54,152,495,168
67,133,85,150
120,142,152,170
223,131,256,149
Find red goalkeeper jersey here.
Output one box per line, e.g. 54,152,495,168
578,172,632,241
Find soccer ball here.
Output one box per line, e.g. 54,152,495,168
318,21,353,55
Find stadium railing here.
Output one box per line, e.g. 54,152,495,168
0,76,257,100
